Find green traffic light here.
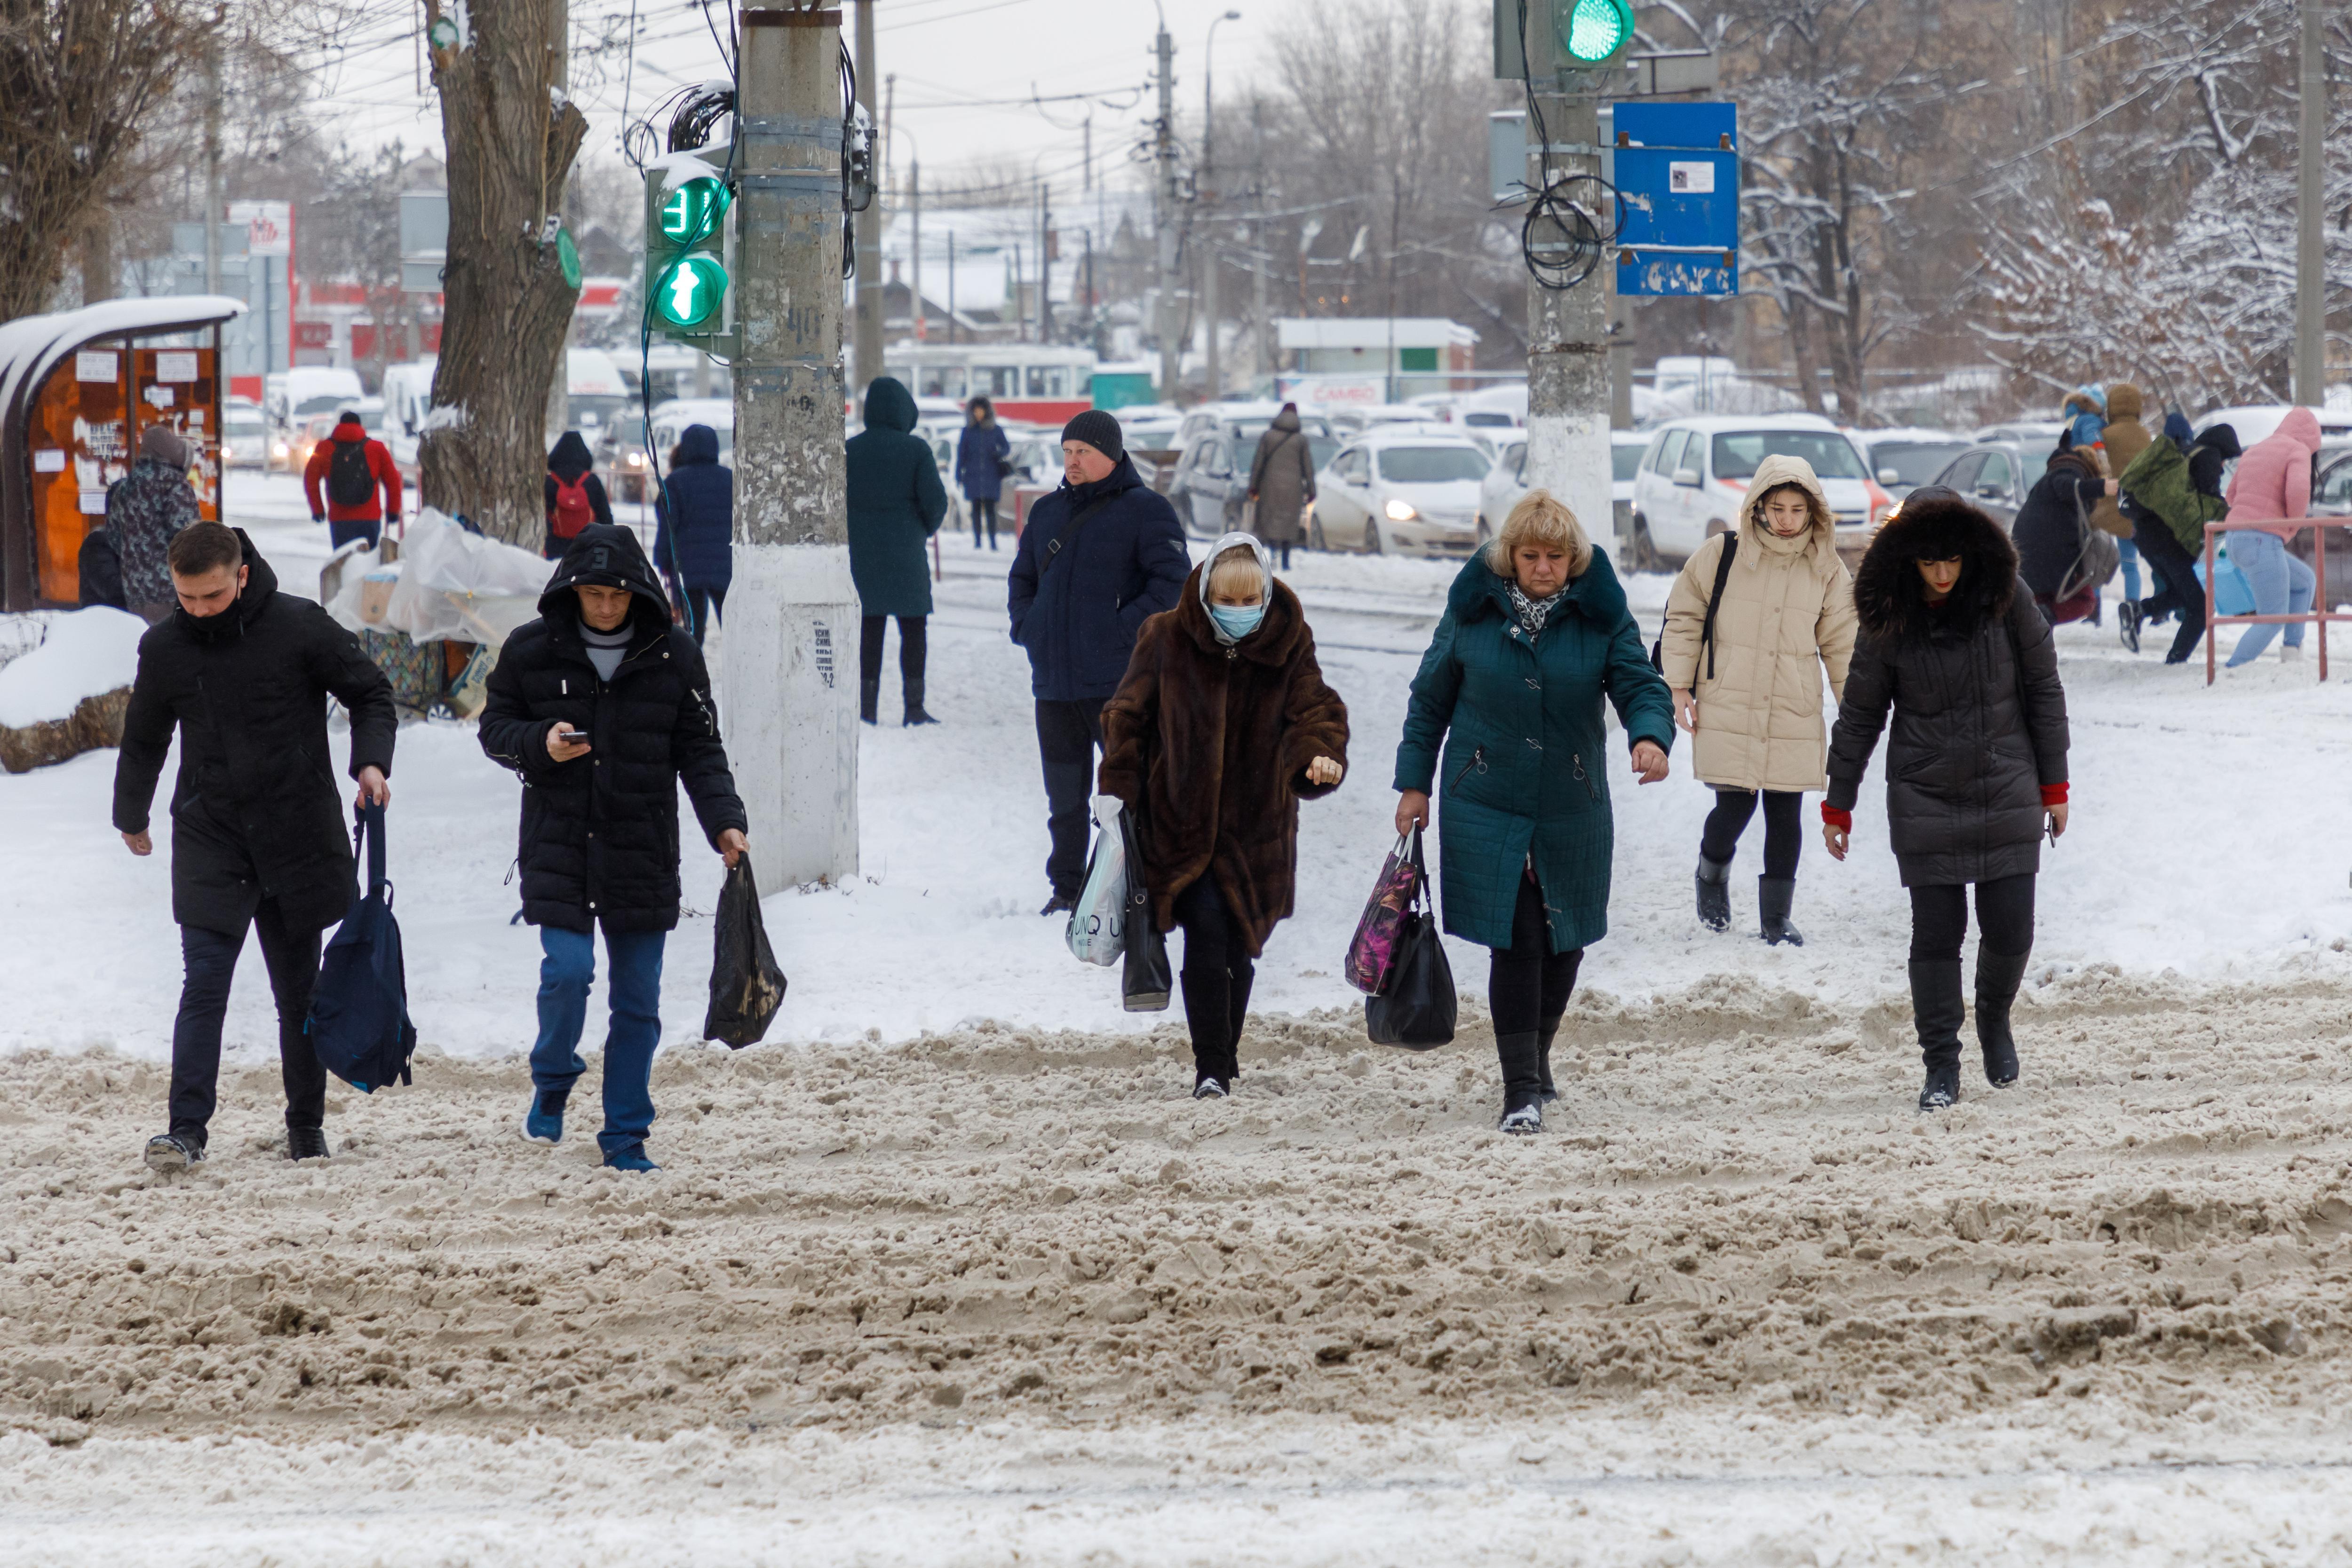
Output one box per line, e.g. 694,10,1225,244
653,255,728,329
657,176,731,245
1560,0,1631,63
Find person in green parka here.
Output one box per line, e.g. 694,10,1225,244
847,377,951,725
1393,489,1675,1135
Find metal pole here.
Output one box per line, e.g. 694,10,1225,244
910,158,923,343
2294,0,2326,406
202,40,222,298
1252,99,1269,393
1155,24,1181,402
852,0,883,399
731,6,858,889
1525,89,1615,561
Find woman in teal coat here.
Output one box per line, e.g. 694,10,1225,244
1393,489,1675,1135
847,376,950,725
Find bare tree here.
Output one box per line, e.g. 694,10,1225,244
419,0,588,546
0,0,195,320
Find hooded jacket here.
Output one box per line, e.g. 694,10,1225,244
2226,407,2321,539
105,455,201,609
477,524,747,933
2119,433,2229,556
1007,451,1191,703
1826,497,2068,889
954,410,1011,502
2101,384,2152,480
846,377,950,618
1659,454,1856,793
302,415,402,525
2012,446,2110,600
1097,532,1350,952
2061,386,2106,452
112,529,398,935
652,423,733,591
544,430,616,552
1393,549,1674,954
1245,407,1316,546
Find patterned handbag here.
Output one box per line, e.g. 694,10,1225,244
1345,829,1426,995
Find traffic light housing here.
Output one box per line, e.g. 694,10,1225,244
1555,0,1633,72
644,157,734,346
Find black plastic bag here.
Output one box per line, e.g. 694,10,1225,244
703,856,787,1046
1364,874,1455,1050
1118,808,1171,1012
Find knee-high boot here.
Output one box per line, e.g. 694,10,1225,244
1974,948,2029,1087
1910,959,1965,1111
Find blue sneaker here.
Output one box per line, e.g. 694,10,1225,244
603,1143,660,1173
522,1090,567,1146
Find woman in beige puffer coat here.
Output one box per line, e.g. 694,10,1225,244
1658,453,1857,945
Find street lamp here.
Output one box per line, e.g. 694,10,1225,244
1203,9,1241,180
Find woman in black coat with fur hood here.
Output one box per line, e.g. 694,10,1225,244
1822,495,2071,1112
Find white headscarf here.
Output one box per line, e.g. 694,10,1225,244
1200,531,1274,645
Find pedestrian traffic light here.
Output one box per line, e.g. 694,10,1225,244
644,162,733,344
1554,0,1633,71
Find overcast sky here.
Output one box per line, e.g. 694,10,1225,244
300,0,1279,198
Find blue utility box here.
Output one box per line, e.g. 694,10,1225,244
1612,101,1739,297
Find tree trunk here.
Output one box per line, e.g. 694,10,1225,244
1783,298,1827,416
418,0,586,549
79,209,118,305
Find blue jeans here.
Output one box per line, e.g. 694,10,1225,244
2225,531,2315,666
2117,536,2141,604
531,924,667,1157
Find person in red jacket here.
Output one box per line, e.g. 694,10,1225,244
302,412,402,550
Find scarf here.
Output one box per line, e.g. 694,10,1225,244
1505,580,1565,638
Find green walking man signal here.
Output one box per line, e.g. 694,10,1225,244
644,166,734,342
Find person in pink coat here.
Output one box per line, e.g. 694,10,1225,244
2223,407,2321,668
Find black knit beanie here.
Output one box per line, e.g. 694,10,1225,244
1060,409,1124,462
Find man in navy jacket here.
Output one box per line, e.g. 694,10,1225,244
1007,411,1189,913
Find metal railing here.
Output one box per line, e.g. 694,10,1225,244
2202,517,2352,684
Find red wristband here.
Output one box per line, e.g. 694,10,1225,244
1821,804,1852,830
2040,783,2068,807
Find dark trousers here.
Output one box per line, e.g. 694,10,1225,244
1036,698,1106,896
1175,876,1255,1079
328,516,381,551
2130,520,2209,663
972,498,1000,549
684,584,725,646
1908,874,2036,962
169,900,326,1146
1488,872,1583,1037
1273,540,1293,569
859,615,927,685
1701,788,1803,878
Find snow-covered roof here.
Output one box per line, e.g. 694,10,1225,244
1277,318,1478,352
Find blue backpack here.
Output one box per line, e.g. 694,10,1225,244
306,803,417,1093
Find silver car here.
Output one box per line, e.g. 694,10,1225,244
1309,433,1492,557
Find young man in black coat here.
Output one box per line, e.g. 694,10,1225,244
113,523,397,1172
1006,410,1189,914
478,524,749,1172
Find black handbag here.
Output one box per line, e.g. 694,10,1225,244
1118,807,1172,1012
1364,862,1455,1049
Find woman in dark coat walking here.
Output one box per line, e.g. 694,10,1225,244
1392,490,1675,1135
544,430,616,560
847,377,951,725
955,395,1012,550
2010,439,2116,626
1824,494,2070,1112
1100,532,1350,1098
1246,403,1315,569
652,423,733,645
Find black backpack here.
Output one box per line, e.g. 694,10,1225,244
1650,532,1738,677
327,439,375,507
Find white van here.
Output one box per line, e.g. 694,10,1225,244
380,359,438,478
265,366,367,465
1628,414,1883,570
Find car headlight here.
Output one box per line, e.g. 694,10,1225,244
626,453,645,467
272,442,289,458
1384,498,1417,522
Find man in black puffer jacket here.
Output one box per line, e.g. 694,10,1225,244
478,524,748,1172
1006,410,1189,913
113,523,397,1172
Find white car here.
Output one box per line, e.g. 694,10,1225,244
221,399,269,468
1627,415,1886,570
1475,431,1649,548
1308,431,1493,557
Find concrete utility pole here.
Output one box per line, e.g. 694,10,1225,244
1154,24,1182,401
852,0,883,398
1524,89,1614,556
910,158,923,342
2294,0,2327,405
202,40,222,298
1200,10,1238,400
731,5,858,891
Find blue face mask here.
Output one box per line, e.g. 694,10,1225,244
1208,601,1265,641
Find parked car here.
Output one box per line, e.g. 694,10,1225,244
1973,420,2067,446
1165,416,1339,540
1626,414,1886,569
1114,404,1186,454
1307,431,1493,557
1857,428,1973,496
1918,439,2046,533
1472,430,1648,550
594,410,654,503
221,399,269,469
2191,405,2352,452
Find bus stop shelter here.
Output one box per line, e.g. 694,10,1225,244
0,296,246,611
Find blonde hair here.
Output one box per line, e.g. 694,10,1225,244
1207,545,1265,600
1487,488,1593,578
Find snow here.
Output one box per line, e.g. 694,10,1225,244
0,607,145,729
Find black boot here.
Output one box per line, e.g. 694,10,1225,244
1224,966,1255,1087
287,1125,331,1161
1536,1017,1561,1103
1695,855,1732,932
1910,958,1965,1111
1758,875,1804,946
903,678,939,726
1496,1031,1544,1133
1974,947,2029,1088
859,678,879,726
1182,970,1231,1099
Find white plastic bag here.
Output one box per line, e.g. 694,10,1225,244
380,509,554,647
1065,796,1128,967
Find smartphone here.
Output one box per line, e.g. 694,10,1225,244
564,728,589,744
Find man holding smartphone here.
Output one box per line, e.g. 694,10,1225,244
478,523,748,1172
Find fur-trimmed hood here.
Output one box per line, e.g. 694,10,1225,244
1853,495,2018,642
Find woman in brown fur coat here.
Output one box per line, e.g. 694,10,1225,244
1100,532,1350,1098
